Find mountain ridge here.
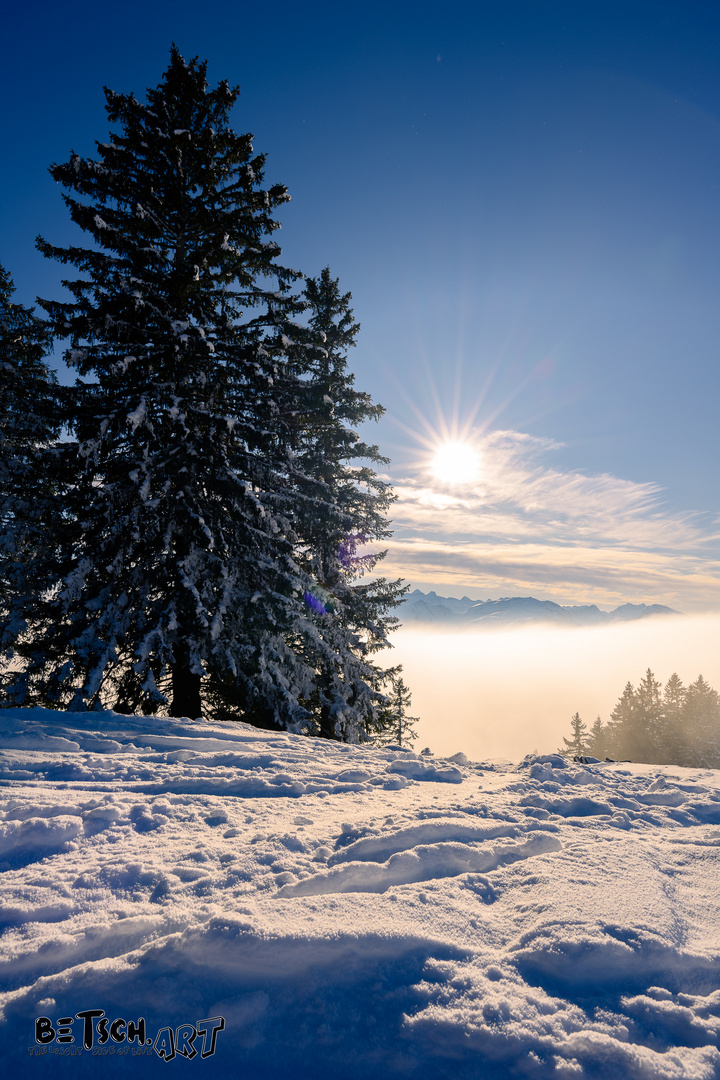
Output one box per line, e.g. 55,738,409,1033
395,590,679,628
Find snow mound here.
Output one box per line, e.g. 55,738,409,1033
1,708,720,1078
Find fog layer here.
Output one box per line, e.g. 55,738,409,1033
390,616,720,761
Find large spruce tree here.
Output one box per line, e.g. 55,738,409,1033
0,264,60,658
5,49,404,738
286,268,407,739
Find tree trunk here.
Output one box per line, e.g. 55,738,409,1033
170,647,202,718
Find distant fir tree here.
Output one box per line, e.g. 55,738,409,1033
373,672,419,748
587,716,608,759
572,669,720,768
4,49,404,740
0,263,60,657
633,668,663,761
605,681,637,760
604,670,663,762
682,675,720,768
560,712,589,756
660,672,686,764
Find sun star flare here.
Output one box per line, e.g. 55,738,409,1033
431,441,480,485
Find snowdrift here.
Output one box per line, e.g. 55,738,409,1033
1,708,719,1078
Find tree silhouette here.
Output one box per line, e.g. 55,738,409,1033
560,712,589,756
567,669,720,767
2,50,405,741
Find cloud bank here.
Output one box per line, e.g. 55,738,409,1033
391,616,720,760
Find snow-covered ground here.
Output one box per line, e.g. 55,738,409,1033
1,709,720,1078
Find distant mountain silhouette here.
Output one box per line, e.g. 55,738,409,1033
396,590,679,627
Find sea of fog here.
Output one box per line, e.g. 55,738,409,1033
390,615,720,761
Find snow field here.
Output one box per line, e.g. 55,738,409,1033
1,709,720,1078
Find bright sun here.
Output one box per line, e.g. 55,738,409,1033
431,441,480,485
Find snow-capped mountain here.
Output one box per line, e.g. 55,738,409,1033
396,590,679,627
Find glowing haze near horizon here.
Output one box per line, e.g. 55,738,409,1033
391,617,720,761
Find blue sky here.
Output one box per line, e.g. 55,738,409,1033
4,1,720,610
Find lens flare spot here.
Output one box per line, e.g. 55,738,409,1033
431,441,480,485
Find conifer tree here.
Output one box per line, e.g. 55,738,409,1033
4,50,404,739
605,670,663,762
660,672,686,764
588,716,607,759
0,264,60,660
577,670,720,769
283,267,407,738
683,675,720,767
373,672,419,747
633,668,663,761
606,681,637,759
560,712,589,756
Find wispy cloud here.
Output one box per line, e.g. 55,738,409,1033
380,429,720,610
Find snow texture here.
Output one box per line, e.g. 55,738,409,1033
1,708,720,1078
